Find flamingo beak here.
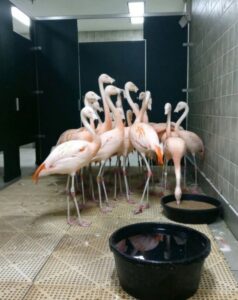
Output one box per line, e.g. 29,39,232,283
155,146,163,165
111,78,115,84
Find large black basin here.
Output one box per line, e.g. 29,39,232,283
161,194,222,224
109,222,210,300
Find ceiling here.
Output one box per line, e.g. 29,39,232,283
10,0,185,33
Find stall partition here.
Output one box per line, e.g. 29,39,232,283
0,0,21,182
144,16,187,123
31,20,80,163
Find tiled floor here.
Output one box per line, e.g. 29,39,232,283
0,148,238,299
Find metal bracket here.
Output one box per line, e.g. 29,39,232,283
30,46,42,51
32,90,44,95
183,42,193,47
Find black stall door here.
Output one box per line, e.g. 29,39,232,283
0,0,21,181
144,16,187,123
31,20,80,163
14,33,37,146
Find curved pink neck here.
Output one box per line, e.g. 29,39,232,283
99,79,112,128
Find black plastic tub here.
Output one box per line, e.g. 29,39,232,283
161,194,222,224
109,222,211,300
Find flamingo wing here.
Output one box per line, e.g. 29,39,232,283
45,140,89,167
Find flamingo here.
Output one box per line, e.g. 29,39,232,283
91,85,124,212
32,106,101,227
126,109,133,127
129,91,163,214
174,101,204,187
56,91,101,144
95,73,115,135
163,103,186,204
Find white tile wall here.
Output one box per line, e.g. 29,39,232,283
189,0,238,210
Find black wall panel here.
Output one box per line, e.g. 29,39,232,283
31,20,80,163
0,0,21,181
144,16,187,123
13,33,37,146
79,41,145,110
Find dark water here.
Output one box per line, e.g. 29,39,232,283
116,231,204,261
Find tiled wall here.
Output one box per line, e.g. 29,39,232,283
189,0,238,212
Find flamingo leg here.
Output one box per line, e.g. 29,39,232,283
97,160,112,213
89,163,96,202
122,155,134,203
118,157,123,194
173,158,182,205
193,154,198,186
134,154,152,214
150,159,155,185
70,174,91,227
183,156,187,188
164,158,168,190
80,168,85,206
113,156,119,200
127,155,130,167
66,175,71,224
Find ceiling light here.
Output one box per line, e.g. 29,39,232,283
11,6,31,27
128,1,144,24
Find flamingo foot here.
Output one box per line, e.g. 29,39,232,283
67,217,77,225
127,198,136,204
133,204,145,214
144,203,150,209
101,206,113,213
78,219,91,227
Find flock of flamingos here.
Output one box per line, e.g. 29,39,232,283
33,73,204,227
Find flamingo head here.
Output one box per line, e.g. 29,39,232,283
92,100,103,113
85,91,101,103
138,91,145,100
174,101,188,113
147,97,153,111
99,73,115,84
105,85,121,97
81,106,98,121
125,81,139,93
164,103,172,115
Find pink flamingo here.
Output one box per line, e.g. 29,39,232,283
126,109,133,126
91,85,124,212
56,91,101,144
95,73,115,135
115,99,135,204
129,91,163,214
32,106,101,226
163,103,186,204
174,101,204,187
